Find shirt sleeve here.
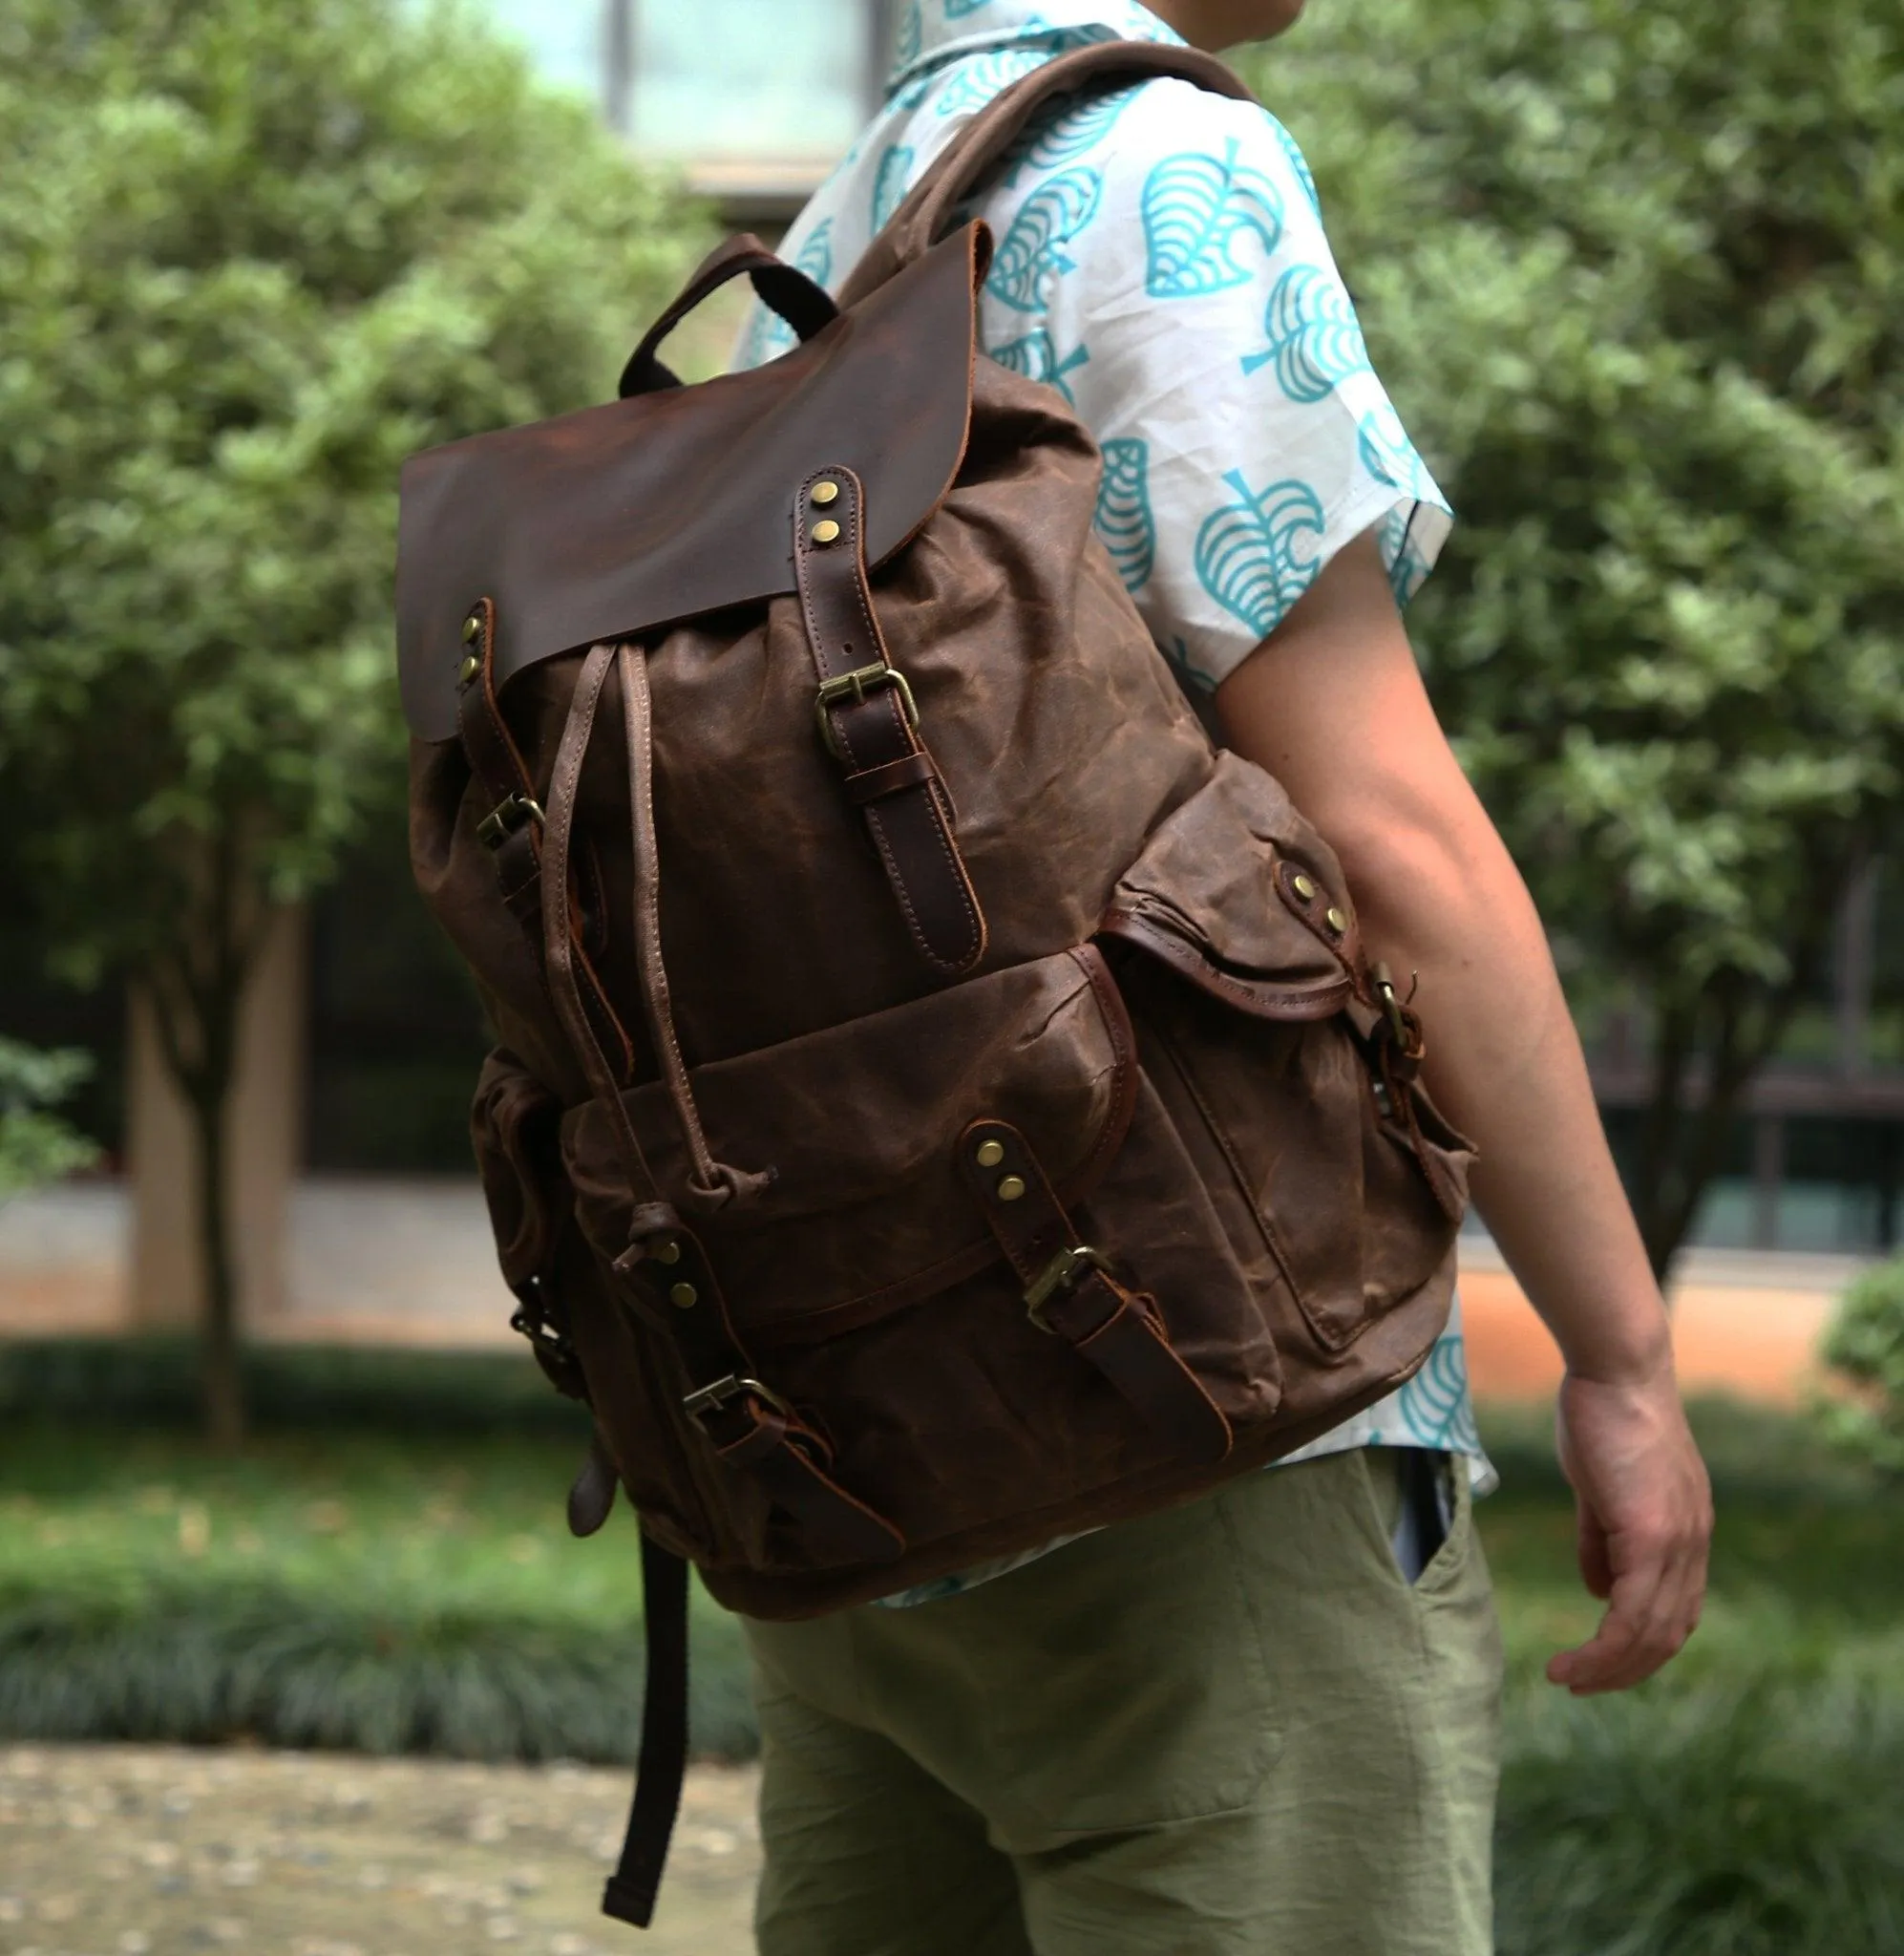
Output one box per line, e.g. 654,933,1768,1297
972,78,1452,694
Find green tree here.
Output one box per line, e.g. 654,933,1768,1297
0,0,706,1440
0,1041,99,1201
1818,1258,1904,1475
1248,0,1904,1273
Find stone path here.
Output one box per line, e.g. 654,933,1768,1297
0,1745,760,1956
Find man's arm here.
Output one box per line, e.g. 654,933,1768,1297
1215,531,1713,1693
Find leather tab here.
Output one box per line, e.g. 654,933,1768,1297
959,1117,1233,1464
842,749,941,806
566,1427,620,1538
793,466,986,977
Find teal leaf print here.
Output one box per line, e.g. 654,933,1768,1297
1043,23,1122,50
985,166,1105,313
1240,262,1370,400
1094,437,1155,591
1357,404,1429,495
1195,469,1325,637
1267,115,1321,216
1141,138,1285,298
893,0,920,73
945,0,995,13
1379,506,1435,607
931,48,1045,117
1164,635,1223,696
1395,1336,1481,1454
872,143,915,232
1001,83,1138,186
989,330,1090,405
796,218,835,291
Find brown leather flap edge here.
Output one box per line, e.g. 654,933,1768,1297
395,223,989,742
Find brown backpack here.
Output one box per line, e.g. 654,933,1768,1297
397,42,1470,1929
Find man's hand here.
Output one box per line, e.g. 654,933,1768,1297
1215,532,1714,1694
1548,1367,1712,1693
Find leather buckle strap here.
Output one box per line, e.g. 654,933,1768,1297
614,1225,906,1566
959,1117,1233,1464
814,661,918,758
600,1534,689,1928
792,467,986,977
476,790,544,850
1024,1243,1114,1331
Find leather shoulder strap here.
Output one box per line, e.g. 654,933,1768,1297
838,41,1256,308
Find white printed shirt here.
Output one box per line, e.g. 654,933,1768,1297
735,0,1492,1605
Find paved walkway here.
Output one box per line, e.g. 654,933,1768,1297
0,1179,1864,1402
0,1745,759,1956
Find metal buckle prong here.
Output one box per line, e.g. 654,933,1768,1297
476,792,544,850
1024,1244,1112,1332
683,1373,791,1422
814,662,919,759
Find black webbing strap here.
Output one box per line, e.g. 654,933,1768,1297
601,1533,691,1928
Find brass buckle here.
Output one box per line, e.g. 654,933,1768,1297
814,662,919,760
1024,1244,1112,1332
476,792,544,850
683,1373,791,1422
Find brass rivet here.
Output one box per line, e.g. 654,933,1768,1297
669,1281,698,1308
812,479,840,506
975,1138,1005,1169
812,519,841,545
1325,906,1348,934
457,654,479,685
461,613,480,644
997,1175,1026,1202
1291,873,1317,902
655,1240,682,1265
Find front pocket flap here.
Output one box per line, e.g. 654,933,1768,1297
1099,751,1355,1018
562,946,1137,1335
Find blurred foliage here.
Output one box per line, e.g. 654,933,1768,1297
1496,1685,1904,1956
1248,0,1904,1270
2,1393,1899,1947
0,0,708,1435
0,1335,590,1435
1818,1256,1904,1472
0,1038,100,1198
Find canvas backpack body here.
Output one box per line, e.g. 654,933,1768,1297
396,44,1471,1927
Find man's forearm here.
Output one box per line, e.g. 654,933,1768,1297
1324,805,1672,1384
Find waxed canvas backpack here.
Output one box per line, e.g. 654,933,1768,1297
396,41,1470,1931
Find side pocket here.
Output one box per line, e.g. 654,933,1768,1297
1101,751,1472,1357
471,1047,730,1562
470,1047,570,1297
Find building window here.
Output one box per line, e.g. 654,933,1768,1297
482,0,881,161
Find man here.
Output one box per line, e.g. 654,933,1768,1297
732,5,1712,1950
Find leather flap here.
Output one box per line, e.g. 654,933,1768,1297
396,223,987,742
1098,752,1359,1018
560,946,1137,1341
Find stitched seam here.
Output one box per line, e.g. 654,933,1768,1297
1068,946,1138,1191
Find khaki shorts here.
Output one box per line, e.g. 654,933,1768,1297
742,1447,1503,1956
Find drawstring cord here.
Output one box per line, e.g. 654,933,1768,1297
617,643,774,1213
540,640,772,1224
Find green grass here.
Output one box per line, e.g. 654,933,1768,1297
5,1349,1904,1950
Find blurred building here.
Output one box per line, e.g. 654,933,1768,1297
489,0,902,225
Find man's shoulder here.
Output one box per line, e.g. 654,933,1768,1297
980,72,1319,238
